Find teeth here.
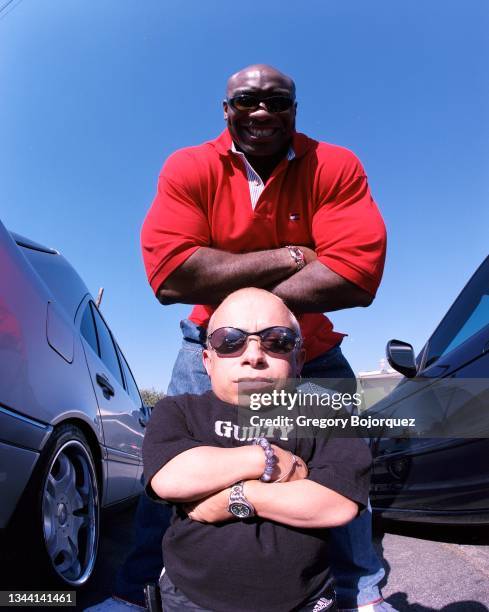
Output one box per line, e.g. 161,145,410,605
248,127,275,137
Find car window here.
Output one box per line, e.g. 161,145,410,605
424,258,489,368
80,304,99,355
118,346,142,407
91,304,124,388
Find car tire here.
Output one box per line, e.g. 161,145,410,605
14,424,100,588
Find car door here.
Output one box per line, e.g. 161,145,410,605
78,298,145,504
371,257,489,514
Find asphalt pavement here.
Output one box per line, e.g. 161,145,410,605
373,519,489,611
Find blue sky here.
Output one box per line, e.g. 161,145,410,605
1,1,488,390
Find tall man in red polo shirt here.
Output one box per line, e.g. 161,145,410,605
141,63,392,612
87,65,391,612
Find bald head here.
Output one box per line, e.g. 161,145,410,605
208,288,300,338
226,64,296,99
203,288,305,404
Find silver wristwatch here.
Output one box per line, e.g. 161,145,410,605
228,481,255,519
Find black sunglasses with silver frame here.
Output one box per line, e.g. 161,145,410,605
207,326,302,356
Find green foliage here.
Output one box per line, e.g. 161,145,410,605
140,387,166,408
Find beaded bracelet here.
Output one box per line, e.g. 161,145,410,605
253,437,276,482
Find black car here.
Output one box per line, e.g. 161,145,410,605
368,256,489,524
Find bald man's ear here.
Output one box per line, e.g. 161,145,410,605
223,100,229,121
202,347,213,377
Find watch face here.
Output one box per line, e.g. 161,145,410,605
229,502,252,518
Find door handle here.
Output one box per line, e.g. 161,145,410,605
96,373,115,397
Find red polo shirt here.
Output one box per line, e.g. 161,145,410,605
141,129,386,361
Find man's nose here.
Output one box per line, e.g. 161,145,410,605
249,103,272,118
240,337,267,366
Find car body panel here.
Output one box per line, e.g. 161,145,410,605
0,406,54,527
76,296,144,503
0,220,145,533
0,441,41,528
46,300,75,363
369,256,489,524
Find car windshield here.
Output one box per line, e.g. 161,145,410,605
424,258,489,368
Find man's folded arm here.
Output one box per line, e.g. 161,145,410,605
160,249,373,311
156,246,300,306
244,479,359,528
149,445,264,502
142,399,266,504
270,260,374,312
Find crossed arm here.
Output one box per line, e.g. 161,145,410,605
156,246,373,312
150,444,359,529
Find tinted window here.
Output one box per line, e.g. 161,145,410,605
118,347,142,407
91,305,124,388
424,258,489,368
80,304,98,354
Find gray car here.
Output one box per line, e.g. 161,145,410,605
0,219,148,587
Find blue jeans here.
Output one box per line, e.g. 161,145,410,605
115,319,384,608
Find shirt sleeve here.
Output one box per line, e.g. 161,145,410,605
141,148,211,294
306,435,372,510
142,396,207,501
311,148,387,296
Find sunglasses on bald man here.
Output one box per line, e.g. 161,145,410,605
207,326,301,356
227,94,295,113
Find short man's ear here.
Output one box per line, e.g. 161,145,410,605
202,348,213,377
223,99,229,121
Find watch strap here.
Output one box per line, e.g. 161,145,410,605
286,245,306,271
228,481,255,518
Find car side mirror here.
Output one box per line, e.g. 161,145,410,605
386,339,417,378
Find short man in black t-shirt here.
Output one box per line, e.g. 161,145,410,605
143,288,371,612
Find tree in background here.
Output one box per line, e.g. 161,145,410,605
140,387,165,408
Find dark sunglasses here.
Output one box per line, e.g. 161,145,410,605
207,326,301,356
227,94,295,113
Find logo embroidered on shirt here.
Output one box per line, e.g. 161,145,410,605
289,212,300,221
312,597,334,612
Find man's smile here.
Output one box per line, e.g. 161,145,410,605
244,126,279,139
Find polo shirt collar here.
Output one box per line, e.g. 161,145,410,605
230,140,295,161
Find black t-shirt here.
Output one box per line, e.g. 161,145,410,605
143,390,371,612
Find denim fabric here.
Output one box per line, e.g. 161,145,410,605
114,319,384,609
300,351,385,607
113,486,172,606
166,319,211,396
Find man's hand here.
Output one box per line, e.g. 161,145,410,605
270,446,308,482
243,479,359,528
285,454,309,482
182,488,233,524
296,245,317,265
270,260,374,313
